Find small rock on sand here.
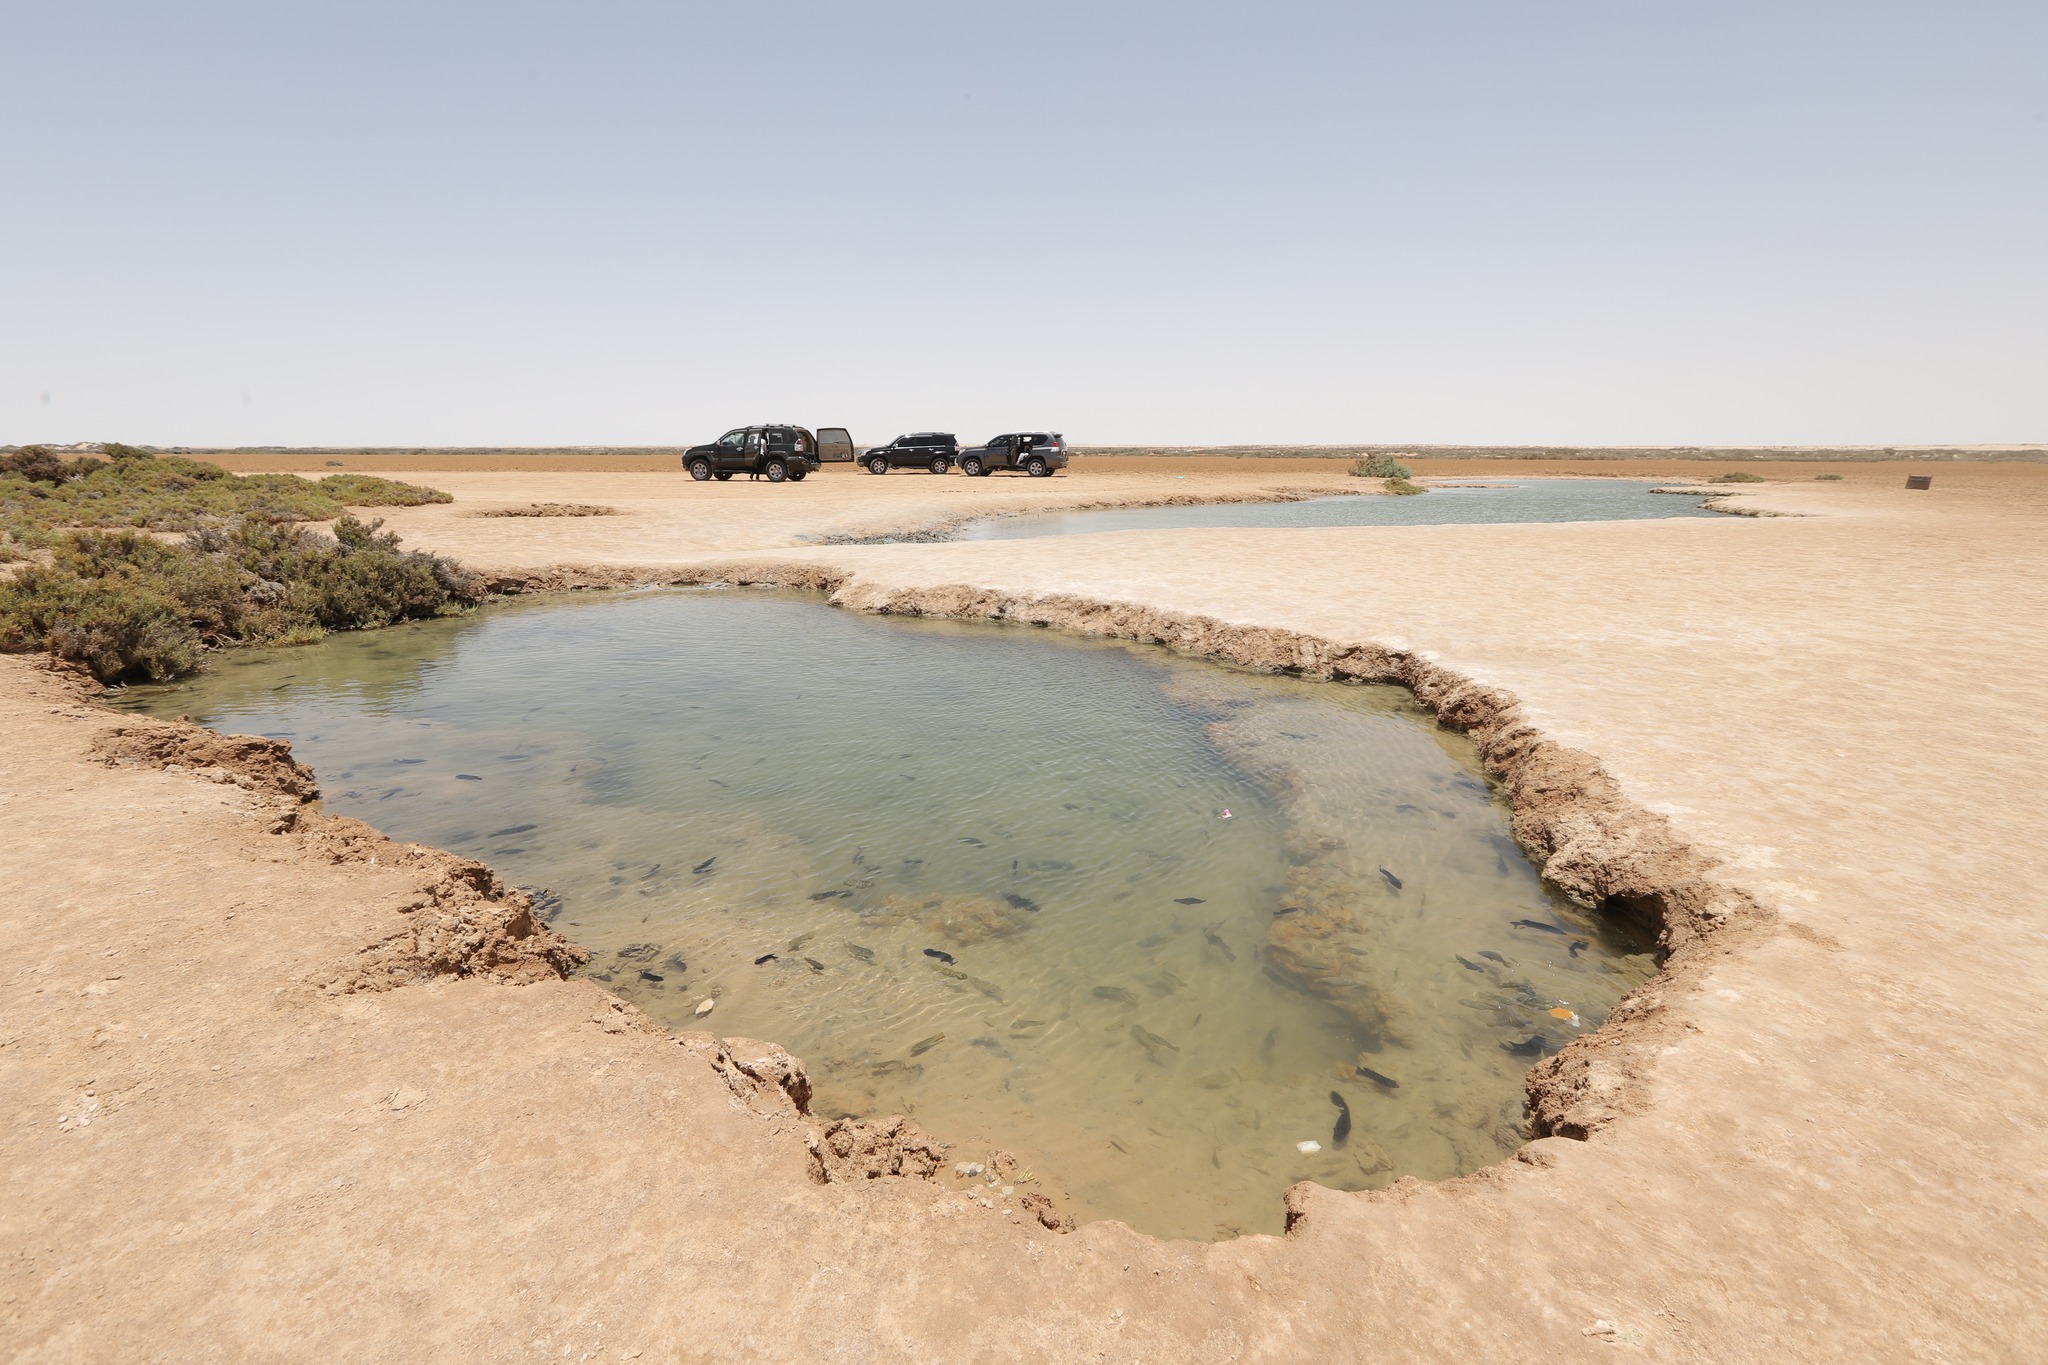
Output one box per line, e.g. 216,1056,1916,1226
693,998,716,1017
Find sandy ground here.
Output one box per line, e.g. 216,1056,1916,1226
5,461,2046,1361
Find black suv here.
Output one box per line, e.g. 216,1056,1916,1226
861,433,959,475
682,425,851,483
957,432,1068,477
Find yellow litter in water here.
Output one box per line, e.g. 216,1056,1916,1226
1549,1007,1579,1023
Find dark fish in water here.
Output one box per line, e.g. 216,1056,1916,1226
489,824,537,837
692,857,717,874
1512,919,1568,935
639,970,664,982
1330,1091,1352,1146
1273,906,1302,917
923,948,956,965
1010,1018,1046,1030
394,758,422,765
1261,1027,1280,1064
1093,986,1139,1005
1137,934,1170,948
1379,867,1403,891
1354,1065,1400,1090
456,774,482,782
933,965,967,981
1497,853,1510,874
1108,1137,1132,1155
959,837,986,847
753,953,778,965
1478,950,1510,966
845,942,875,962
1502,1034,1548,1058
788,933,814,951
1001,893,1040,913
1203,929,1237,962
809,890,850,902
804,958,825,973
1174,897,1206,905
909,1033,945,1057
1568,939,1588,958
1131,1025,1179,1056
1455,955,1486,973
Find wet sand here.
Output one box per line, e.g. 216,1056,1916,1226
4,462,2045,1360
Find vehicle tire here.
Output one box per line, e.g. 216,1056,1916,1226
929,456,950,475
764,459,788,483
868,456,890,475
1025,456,1050,477
789,469,807,481
961,456,985,477
687,458,713,481
714,471,733,481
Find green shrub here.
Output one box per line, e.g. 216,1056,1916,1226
0,448,451,543
1350,454,1413,479
1383,477,1427,496
0,515,481,682
1709,471,1768,483
316,473,451,507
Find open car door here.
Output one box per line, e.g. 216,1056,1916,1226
815,427,855,462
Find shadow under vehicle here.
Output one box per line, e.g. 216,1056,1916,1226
957,432,1068,478
683,425,853,483
862,432,960,475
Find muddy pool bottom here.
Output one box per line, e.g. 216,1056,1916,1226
120,590,1656,1240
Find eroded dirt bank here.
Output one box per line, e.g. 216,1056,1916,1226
6,469,2047,1360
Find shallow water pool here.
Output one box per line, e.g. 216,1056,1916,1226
121,591,1654,1239
853,478,1717,543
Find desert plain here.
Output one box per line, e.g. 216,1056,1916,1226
5,454,2046,1361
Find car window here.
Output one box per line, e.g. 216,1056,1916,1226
717,430,745,449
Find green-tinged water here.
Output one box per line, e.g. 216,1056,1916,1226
119,590,1655,1240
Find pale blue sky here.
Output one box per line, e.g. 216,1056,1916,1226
3,1,2042,446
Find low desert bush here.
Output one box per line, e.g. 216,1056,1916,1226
0,515,482,681
1383,477,1427,496
1708,471,1768,484
0,448,450,547
1349,454,1413,479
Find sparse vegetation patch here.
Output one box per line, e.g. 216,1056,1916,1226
0,446,449,551
1708,471,1769,484
1349,454,1413,479
1383,477,1427,496
472,503,620,518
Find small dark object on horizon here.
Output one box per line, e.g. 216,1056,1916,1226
1906,475,1932,490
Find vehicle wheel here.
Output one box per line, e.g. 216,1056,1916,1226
929,456,951,475
687,458,713,481
1025,456,1050,477
868,456,890,475
714,471,733,481
764,459,788,483
788,469,807,481
961,456,985,477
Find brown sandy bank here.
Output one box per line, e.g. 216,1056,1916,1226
5,470,2046,1360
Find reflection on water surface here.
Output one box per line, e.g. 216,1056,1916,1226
122,591,1654,1239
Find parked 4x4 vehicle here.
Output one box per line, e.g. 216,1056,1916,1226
957,432,1068,477
861,433,959,475
682,425,851,483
